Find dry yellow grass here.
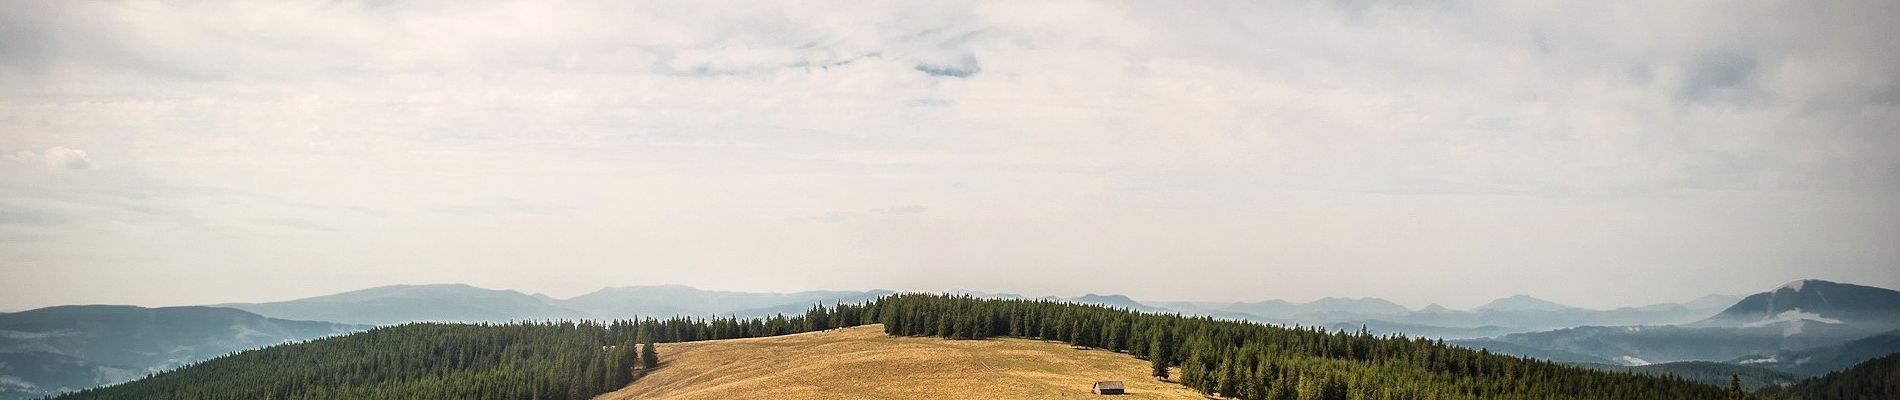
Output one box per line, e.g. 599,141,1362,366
596,324,1206,399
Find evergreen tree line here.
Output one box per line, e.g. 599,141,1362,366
1754,352,1900,399
879,293,1735,400
52,302,873,400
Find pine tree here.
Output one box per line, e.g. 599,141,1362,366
1149,326,1171,380
640,342,659,370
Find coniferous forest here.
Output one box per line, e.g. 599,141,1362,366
50,294,1821,400
1755,352,1900,399
52,303,874,400
880,293,1734,400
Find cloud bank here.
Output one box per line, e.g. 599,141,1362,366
0,0,1896,310
6,147,94,170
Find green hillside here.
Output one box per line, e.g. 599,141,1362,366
1758,352,1900,399
1573,361,1799,391
55,295,1746,399
881,293,1730,399
53,303,874,400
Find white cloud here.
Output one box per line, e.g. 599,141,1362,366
5,147,94,169
0,1,1896,310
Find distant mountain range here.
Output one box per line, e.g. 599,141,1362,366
8,279,1896,398
218,284,894,325
563,285,894,319
0,306,362,400
1695,279,1900,334
1725,330,1900,376
1453,279,1900,378
1573,361,1800,391
1136,293,1742,339
216,284,590,326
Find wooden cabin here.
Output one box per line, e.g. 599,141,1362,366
1091,381,1125,395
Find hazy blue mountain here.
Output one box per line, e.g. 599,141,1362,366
1571,361,1799,391
1325,320,1520,340
1759,352,1900,399
1695,279,1900,334
0,351,136,400
1474,295,1578,312
0,305,362,399
1173,292,1733,334
1453,280,1900,374
560,285,892,318
720,290,898,318
219,284,590,325
1457,325,1804,366
1727,330,1900,376
1459,321,1896,368
1142,301,1232,315
1377,293,1738,332
1066,294,1169,312
942,289,1028,300
1684,294,1746,311
1218,297,1410,321
1450,339,1617,364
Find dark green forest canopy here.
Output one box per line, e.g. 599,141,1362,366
51,295,1797,400
1757,352,1900,399
52,303,875,400
879,293,1735,400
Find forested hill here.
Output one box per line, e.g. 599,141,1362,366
51,303,876,400
1757,352,1900,399
881,293,1733,400
58,295,1740,399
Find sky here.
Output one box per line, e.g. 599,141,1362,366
2,0,1897,312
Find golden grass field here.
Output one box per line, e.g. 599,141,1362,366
596,324,1206,399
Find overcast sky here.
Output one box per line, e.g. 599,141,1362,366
2,0,1897,311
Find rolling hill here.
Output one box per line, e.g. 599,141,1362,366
1449,280,1900,378
0,305,363,399
1758,352,1900,399
1572,361,1800,391
598,324,1204,399
218,284,894,325
216,284,592,325
1728,330,1900,376
1696,279,1900,336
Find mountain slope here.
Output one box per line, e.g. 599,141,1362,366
1697,279,1900,333
53,322,640,400
1217,297,1409,320
0,352,136,400
1572,361,1799,391
1377,301,1734,332
1474,295,1578,312
218,284,590,325
1451,280,1900,376
0,305,362,399
599,325,1205,400
1728,330,1900,376
1202,293,1734,334
1067,294,1168,312
1327,319,1520,340
1460,325,1816,366
54,302,875,400
1758,352,1900,399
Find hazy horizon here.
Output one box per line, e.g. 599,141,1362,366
4,1,1898,312
0,270,1853,314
